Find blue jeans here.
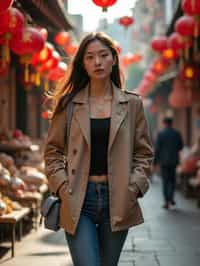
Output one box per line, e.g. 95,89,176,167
65,181,128,266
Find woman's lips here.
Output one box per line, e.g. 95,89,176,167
94,69,104,73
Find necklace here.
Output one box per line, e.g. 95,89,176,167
89,84,113,115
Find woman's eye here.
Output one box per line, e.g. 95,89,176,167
85,56,93,60
101,53,108,57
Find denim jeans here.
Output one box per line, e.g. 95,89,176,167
161,166,176,203
65,181,128,266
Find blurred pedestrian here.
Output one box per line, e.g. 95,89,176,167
154,117,183,209
44,32,153,266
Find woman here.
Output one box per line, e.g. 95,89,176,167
44,32,153,266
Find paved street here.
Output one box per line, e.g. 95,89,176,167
1,175,200,266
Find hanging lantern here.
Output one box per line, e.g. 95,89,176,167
54,31,70,46
37,51,60,73
64,44,78,56
92,0,117,12
119,16,134,29
0,0,14,13
11,27,45,82
47,62,67,81
151,37,168,53
0,7,24,64
182,0,200,16
11,26,45,55
31,42,54,66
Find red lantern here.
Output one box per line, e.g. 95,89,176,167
54,31,70,46
151,37,168,53
0,7,24,35
119,16,134,29
168,32,186,50
11,26,45,55
47,62,67,81
175,15,199,36
38,51,60,73
182,0,200,16
92,0,117,11
31,42,54,66
64,44,78,56
0,0,13,13
0,7,24,64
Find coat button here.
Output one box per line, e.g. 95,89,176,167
73,149,77,155
72,169,76,175
68,188,73,194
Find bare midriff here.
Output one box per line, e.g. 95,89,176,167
88,175,108,183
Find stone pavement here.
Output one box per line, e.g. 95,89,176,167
1,175,200,266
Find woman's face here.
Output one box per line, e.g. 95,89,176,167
83,39,115,81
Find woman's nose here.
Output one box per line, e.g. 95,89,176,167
95,56,101,65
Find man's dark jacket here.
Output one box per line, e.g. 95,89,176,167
154,127,183,167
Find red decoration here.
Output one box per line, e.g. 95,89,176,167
47,62,67,81
0,7,24,35
92,0,117,11
54,31,70,46
149,58,168,75
119,16,134,29
0,0,13,13
175,15,200,36
11,26,45,55
64,44,78,56
37,27,48,41
182,0,200,16
31,42,54,66
38,51,60,73
41,110,51,120
151,37,168,53
121,53,142,67
168,32,186,50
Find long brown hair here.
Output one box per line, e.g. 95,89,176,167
51,32,123,115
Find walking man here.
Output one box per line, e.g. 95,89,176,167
154,117,183,209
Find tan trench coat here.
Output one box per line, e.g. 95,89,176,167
44,84,154,235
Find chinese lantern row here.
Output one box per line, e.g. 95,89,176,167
0,4,75,86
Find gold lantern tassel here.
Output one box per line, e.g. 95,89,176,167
24,63,29,83
44,79,49,91
35,71,41,86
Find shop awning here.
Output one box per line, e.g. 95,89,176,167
16,0,73,32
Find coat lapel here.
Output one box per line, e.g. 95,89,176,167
108,85,129,152
73,86,90,148
72,83,129,152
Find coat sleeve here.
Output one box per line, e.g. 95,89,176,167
44,109,68,195
130,97,154,196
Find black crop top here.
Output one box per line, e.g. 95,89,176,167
89,117,110,175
